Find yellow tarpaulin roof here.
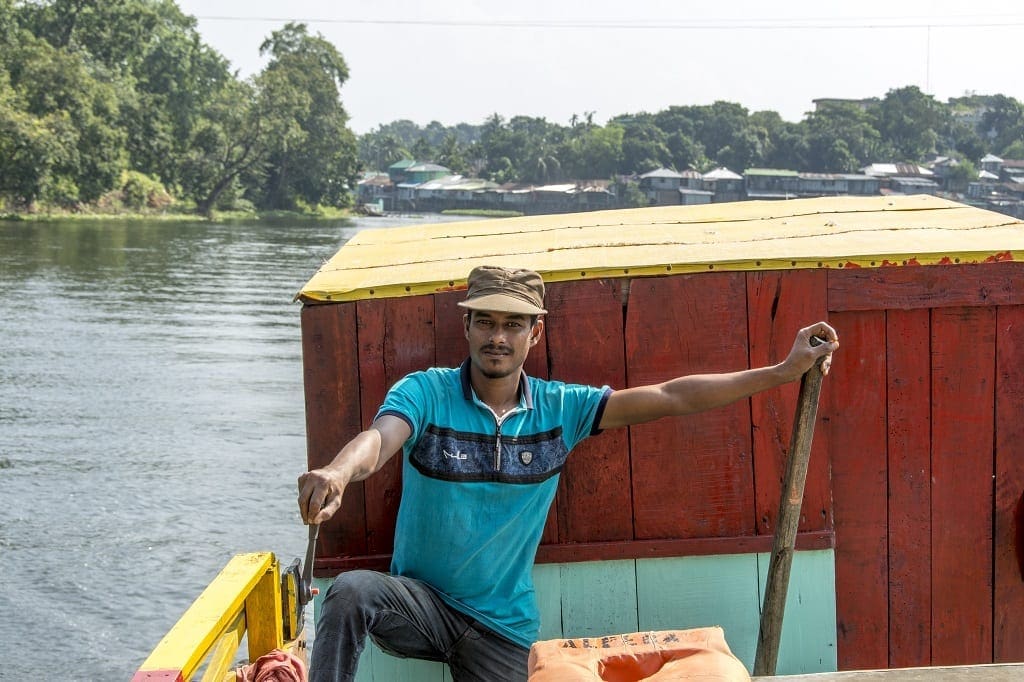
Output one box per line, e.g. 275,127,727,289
297,194,1024,303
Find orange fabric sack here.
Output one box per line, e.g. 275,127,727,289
528,626,750,681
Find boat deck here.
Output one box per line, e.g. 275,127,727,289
758,663,1024,680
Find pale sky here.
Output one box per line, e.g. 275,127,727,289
175,1,1024,134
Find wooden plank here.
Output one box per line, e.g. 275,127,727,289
636,554,762,669
532,563,564,641
244,563,284,662
626,273,755,539
930,306,995,666
827,309,889,670
559,560,639,638
756,663,1024,681
994,305,1024,662
544,278,632,544
828,262,1024,312
886,308,932,668
754,345,828,678
135,554,275,680
301,303,366,559
747,269,832,536
756,550,838,675
432,291,466,369
315,530,835,571
354,299,390,556
200,611,244,682
358,297,435,555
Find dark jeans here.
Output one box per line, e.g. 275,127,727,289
310,570,530,682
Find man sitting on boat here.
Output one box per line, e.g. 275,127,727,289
297,265,838,682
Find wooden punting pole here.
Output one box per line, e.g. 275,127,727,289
754,337,828,676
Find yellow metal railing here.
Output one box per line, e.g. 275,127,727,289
132,552,305,682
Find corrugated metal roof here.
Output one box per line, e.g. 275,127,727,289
533,183,578,193
891,176,939,187
415,175,464,190
745,191,798,199
745,168,799,177
863,163,933,177
703,167,742,181
797,173,844,180
297,194,1024,303
640,168,683,179
406,163,450,172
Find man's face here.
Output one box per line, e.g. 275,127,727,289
464,310,543,379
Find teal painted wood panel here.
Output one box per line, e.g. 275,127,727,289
361,642,446,681
533,563,563,641
558,559,639,638
312,552,836,680
756,550,838,675
636,553,762,665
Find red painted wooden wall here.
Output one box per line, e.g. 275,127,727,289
301,261,1024,670
827,261,1024,669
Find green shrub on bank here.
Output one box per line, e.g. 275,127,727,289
441,209,524,218
95,171,174,213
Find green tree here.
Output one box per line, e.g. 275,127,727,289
475,114,565,183
759,120,809,171
182,79,264,215
6,32,126,203
436,133,468,175
943,158,977,192
378,134,410,168
1001,139,1024,160
945,120,986,163
562,123,623,179
804,102,884,171
612,115,671,173
410,137,434,162
358,130,411,171
0,70,78,206
255,23,359,209
694,101,761,169
20,0,234,189
871,86,949,161
665,131,708,172
980,95,1024,156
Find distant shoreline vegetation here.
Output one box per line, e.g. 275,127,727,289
3,2,1023,221
0,205,352,224
441,209,524,218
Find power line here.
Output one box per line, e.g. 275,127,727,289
193,15,1024,31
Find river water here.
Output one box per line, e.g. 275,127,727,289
0,214,461,681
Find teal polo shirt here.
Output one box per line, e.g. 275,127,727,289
376,359,611,649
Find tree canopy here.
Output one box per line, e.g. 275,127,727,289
3,1,1022,213
0,0,359,214
358,91,1024,186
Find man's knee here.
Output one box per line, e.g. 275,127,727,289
324,569,390,609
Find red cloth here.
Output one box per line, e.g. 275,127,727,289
528,626,750,681
235,649,307,682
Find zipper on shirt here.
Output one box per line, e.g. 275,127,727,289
494,425,502,471
491,408,521,472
